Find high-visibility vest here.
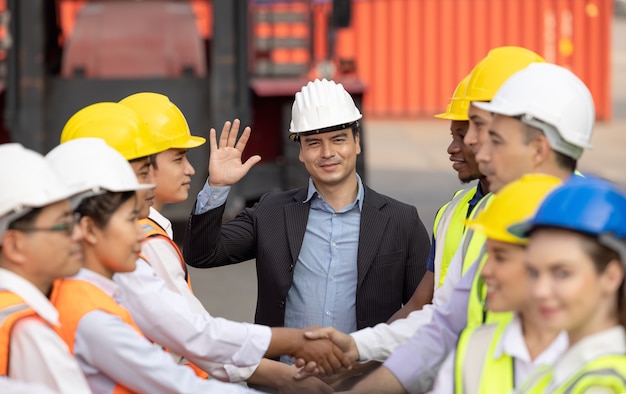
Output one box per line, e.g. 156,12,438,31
432,187,477,289
0,291,42,376
453,318,515,394
519,354,626,393
50,278,141,394
137,219,208,379
139,218,192,289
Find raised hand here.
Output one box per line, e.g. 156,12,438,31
207,119,261,187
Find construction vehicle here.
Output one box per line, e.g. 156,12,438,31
0,0,365,236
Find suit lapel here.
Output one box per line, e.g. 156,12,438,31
285,188,310,264
357,188,388,288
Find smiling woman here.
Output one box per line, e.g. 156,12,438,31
516,177,626,393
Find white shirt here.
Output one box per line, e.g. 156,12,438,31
114,258,270,382
0,377,60,394
536,326,626,394
71,269,258,394
0,268,91,394
351,247,463,361
430,314,568,393
141,207,206,313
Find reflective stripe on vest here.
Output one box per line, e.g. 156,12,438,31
0,291,40,376
454,320,514,394
139,218,191,288
463,194,513,327
520,354,626,394
433,187,476,289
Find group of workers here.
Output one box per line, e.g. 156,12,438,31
0,44,625,394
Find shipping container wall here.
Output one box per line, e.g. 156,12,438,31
318,0,611,120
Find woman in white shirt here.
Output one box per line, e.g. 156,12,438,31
431,174,568,394
516,177,626,393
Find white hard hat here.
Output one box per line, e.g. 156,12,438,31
0,143,75,244
289,78,362,140
45,138,155,204
473,63,594,160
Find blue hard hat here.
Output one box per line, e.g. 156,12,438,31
510,176,626,244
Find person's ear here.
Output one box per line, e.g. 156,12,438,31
532,134,551,167
79,216,98,245
601,259,625,295
1,231,28,265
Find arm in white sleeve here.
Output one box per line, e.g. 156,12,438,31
382,260,478,394
351,246,466,361
10,318,91,394
74,311,258,394
115,260,271,382
194,179,230,215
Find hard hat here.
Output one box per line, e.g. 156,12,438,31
463,46,545,103
473,63,594,160
289,78,362,139
0,144,75,245
466,173,562,245
119,92,205,150
510,177,626,261
434,74,471,121
61,102,166,161
46,138,154,201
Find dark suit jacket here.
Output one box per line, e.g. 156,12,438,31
183,185,430,329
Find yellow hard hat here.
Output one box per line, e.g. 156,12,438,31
463,46,546,103
119,92,205,150
434,74,471,121
466,173,562,245
60,102,166,161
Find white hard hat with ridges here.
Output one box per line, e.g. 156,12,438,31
289,78,362,136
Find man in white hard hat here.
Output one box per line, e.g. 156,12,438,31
183,79,430,372
0,144,91,393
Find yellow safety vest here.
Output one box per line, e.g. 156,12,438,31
456,193,511,328
519,354,626,393
454,319,514,394
432,187,477,289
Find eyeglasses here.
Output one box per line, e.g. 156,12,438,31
11,212,81,237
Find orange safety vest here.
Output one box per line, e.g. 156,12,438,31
51,278,141,394
139,218,192,289
0,291,42,376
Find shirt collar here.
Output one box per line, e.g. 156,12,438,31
148,206,173,239
0,268,60,326
304,173,364,212
553,325,626,383
74,268,121,301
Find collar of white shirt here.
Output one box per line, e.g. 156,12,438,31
494,313,569,365
0,267,60,326
148,206,173,239
552,325,626,385
74,268,121,301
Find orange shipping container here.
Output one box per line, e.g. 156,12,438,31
325,0,611,120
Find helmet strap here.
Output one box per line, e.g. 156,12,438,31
519,115,583,160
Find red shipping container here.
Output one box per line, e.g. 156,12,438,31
321,0,612,120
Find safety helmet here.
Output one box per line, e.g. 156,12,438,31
289,78,362,140
46,138,154,201
119,92,205,150
463,46,545,103
434,74,471,121
0,144,75,245
510,176,626,261
473,63,594,160
61,102,165,161
466,173,562,245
